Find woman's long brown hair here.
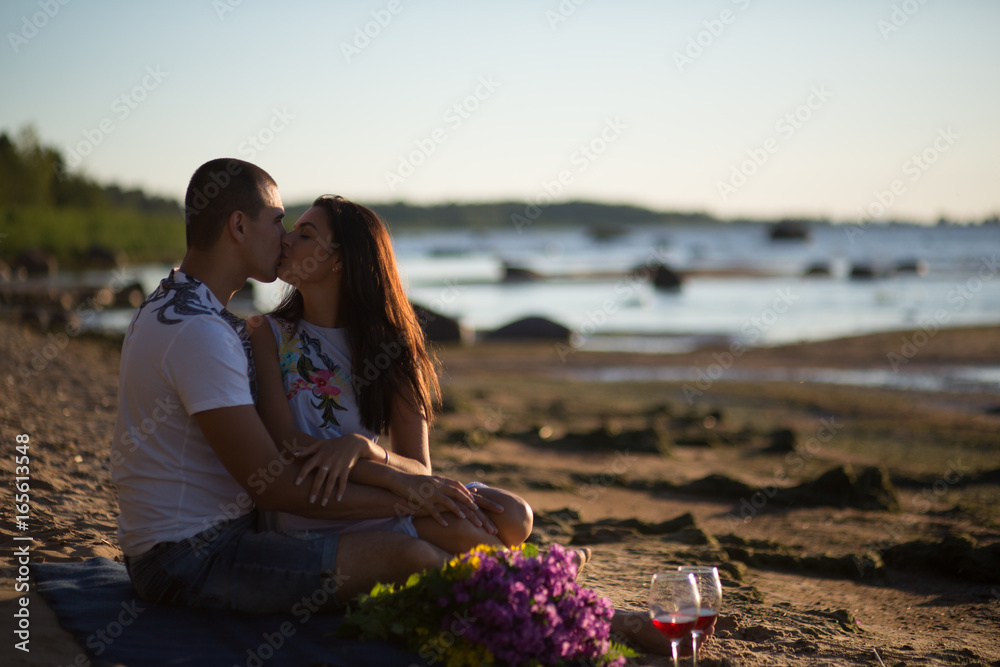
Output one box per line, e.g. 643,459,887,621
271,195,440,433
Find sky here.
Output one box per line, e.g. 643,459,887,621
2,0,998,224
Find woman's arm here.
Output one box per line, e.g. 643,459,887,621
374,382,503,529
248,318,310,455
339,387,481,518
382,382,434,474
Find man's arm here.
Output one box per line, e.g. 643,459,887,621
194,405,411,520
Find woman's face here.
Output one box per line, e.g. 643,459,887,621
277,205,340,286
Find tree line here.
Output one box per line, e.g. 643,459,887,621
0,125,720,268
0,126,180,216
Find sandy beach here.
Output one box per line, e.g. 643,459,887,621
2,317,998,666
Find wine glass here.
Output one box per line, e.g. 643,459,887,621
648,572,700,667
677,566,723,666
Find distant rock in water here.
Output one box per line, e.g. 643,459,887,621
849,263,878,280
893,258,928,276
637,263,683,291
803,263,831,277
501,263,544,283
411,302,464,343
427,246,468,258
769,219,810,241
484,316,571,341
587,224,628,242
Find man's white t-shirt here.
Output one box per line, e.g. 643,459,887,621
112,270,256,557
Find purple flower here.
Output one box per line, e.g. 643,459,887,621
431,545,619,666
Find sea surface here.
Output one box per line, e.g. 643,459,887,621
288,222,997,343
87,222,1000,392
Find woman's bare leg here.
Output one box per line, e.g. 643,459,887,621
412,512,504,554
409,485,534,554
470,486,533,546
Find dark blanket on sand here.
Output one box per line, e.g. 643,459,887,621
32,558,420,667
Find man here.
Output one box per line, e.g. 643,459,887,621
111,158,484,612
110,159,686,658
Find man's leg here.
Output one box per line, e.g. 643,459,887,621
333,531,450,602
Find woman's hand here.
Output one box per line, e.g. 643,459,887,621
293,434,377,506
388,473,504,529
464,503,500,535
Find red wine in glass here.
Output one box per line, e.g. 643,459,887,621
678,566,724,667
649,573,700,667
693,609,718,631
652,610,698,640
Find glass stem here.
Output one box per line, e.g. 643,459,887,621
691,631,699,667
671,640,680,667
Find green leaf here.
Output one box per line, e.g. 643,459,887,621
296,353,316,379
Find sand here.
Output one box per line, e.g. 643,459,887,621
1,317,998,666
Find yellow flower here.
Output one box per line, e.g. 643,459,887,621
444,641,494,667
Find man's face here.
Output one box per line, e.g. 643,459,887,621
245,184,286,283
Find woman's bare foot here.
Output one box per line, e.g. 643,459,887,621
611,610,672,655
569,547,592,579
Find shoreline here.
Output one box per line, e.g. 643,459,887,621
1,316,998,665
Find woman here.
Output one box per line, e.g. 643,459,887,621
249,196,691,656
249,195,533,558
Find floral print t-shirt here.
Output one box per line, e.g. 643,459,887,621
267,315,377,444
265,316,413,537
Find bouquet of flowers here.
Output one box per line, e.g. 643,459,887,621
338,543,635,666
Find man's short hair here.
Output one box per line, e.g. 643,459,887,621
184,158,277,250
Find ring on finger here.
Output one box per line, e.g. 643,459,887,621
321,465,330,471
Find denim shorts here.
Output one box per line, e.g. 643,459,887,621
124,511,343,614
